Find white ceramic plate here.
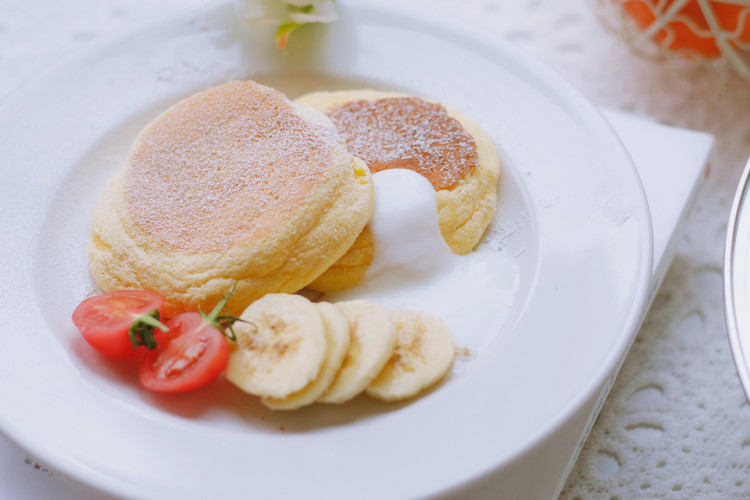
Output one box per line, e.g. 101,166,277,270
725,157,750,402
0,1,652,498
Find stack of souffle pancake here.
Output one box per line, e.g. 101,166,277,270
89,80,500,406
90,80,500,316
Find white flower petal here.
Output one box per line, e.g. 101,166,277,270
288,11,336,23
235,0,338,44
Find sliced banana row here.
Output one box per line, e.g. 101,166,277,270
225,293,455,410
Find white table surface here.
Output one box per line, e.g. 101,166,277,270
2,0,750,498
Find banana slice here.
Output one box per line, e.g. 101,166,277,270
261,302,351,410
225,293,327,399
318,300,397,403
366,310,455,402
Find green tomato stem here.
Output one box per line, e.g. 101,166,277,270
137,313,169,332
202,286,234,327
129,309,167,350
200,286,246,342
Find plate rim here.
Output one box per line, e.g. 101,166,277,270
0,0,654,497
724,156,750,401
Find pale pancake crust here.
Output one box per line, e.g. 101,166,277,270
298,90,500,292
90,81,374,315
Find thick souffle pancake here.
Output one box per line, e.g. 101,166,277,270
296,90,500,292
89,80,374,316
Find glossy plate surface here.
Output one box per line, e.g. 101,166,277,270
0,1,652,498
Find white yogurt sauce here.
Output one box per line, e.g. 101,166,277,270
325,169,519,365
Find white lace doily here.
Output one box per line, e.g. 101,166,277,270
2,0,750,497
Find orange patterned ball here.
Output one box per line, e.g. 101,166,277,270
620,0,750,58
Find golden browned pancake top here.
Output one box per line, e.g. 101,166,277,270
125,81,339,253
326,97,478,190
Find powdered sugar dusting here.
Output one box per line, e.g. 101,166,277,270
327,97,478,190
125,81,341,252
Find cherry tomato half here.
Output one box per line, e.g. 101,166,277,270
72,290,165,358
139,312,230,393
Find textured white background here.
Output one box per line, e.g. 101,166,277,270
3,0,750,498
